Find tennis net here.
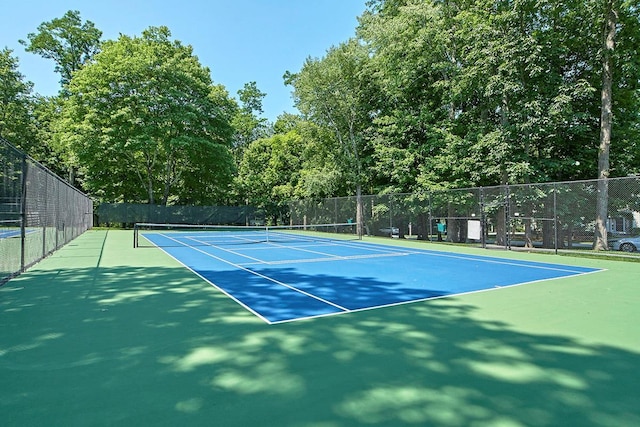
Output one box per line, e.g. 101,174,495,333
134,222,361,248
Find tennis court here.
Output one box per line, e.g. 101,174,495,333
2,229,640,426
0,229,38,239
0,221,21,239
0,230,21,239
137,223,602,324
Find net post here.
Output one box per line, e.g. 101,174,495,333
133,223,138,248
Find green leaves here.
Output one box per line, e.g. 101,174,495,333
60,27,235,204
8,2,639,209
19,10,102,88
0,49,38,155
353,0,640,192
288,38,374,197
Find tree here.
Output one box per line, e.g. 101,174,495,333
354,0,640,248
357,0,457,192
0,49,36,151
20,10,102,88
235,131,304,223
235,114,348,222
231,81,269,158
595,0,619,250
286,39,374,236
59,26,236,205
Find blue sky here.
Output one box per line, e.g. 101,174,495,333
1,0,368,122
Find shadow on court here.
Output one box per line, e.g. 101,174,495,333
196,266,449,323
1,230,639,426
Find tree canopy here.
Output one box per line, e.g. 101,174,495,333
20,10,102,88
57,26,236,204
2,3,639,225
0,48,35,150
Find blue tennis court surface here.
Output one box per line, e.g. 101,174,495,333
142,231,602,324
0,228,39,239
0,229,26,239
0,230,20,239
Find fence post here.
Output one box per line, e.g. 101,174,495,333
480,187,486,249
554,183,558,255
505,185,511,250
42,169,47,257
19,154,27,273
428,191,433,242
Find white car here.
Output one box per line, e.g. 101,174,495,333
379,227,400,237
610,236,640,252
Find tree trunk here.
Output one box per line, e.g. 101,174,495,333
594,1,617,251
524,219,533,248
147,167,154,205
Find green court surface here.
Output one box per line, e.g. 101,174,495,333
1,229,639,426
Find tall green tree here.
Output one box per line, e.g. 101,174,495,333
286,39,374,235
231,81,269,157
595,0,619,250
273,115,347,199
236,131,304,223
353,0,640,247
19,10,103,181
358,0,457,192
0,48,36,151
360,0,639,183
0,50,66,175
58,26,236,204
236,117,346,222
20,10,102,88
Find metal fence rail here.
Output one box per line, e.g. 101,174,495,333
290,177,640,253
1,137,93,283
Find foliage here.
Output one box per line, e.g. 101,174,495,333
286,39,375,194
0,49,36,151
236,131,303,222
7,2,640,215
58,26,236,204
19,10,102,89
236,118,346,221
231,81,270,159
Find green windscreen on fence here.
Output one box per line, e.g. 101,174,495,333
0,137,93,283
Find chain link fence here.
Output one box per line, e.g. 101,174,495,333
1,137,93,283
290,177,640,253
86,175,640,256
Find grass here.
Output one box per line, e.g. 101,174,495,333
1,229,639,426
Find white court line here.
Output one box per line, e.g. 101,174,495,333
283,238,421,255
258,238,413,263
143,236,271,323
268,268,605,325
156,233,350,320
269,237,591,275
307,239,594,274
184,232,265,246
187,233,414,266
144,232,605,325
240,251,410,266
186,235,268,264
409,249,595,274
